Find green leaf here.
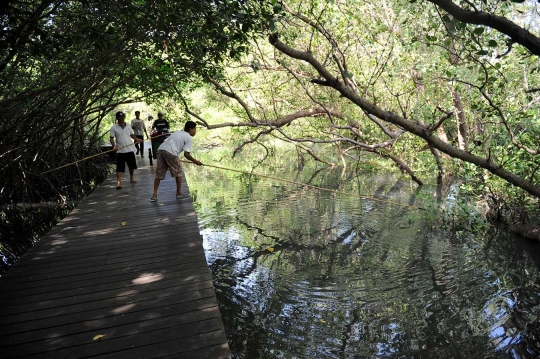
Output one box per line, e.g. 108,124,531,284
269,19,276,32
446,22,457,34
477,50,488,55
488,40,497,47
344,71,353,78
250,60,261,72
473,27,484,35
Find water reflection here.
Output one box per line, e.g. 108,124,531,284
186,164,540,359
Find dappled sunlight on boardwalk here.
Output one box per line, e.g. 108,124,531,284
0,156,231,358
111,303,137,314
132,272,165,285
50,239,69,245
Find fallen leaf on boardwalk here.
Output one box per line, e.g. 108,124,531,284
320,319,326,323
159,204,164,206
267,247,274,252
121,221,127,226
93,334,106,340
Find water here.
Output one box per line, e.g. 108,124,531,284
185,164,540,358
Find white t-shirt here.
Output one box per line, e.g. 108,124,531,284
110,124,137,153
131,118,146,136
158,130,193,156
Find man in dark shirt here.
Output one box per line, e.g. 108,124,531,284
151,112,170,159
152,112,170,134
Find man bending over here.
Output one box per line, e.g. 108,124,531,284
151,121,203,202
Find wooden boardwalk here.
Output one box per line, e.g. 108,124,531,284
0,152,231,358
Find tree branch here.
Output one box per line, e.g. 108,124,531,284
207,77,257,123
269,32,540,197
427,0,540,56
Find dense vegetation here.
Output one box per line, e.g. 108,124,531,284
193,0,540,223
2,0,540,267
0,0,274,269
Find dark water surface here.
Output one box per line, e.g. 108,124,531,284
185,164,540,359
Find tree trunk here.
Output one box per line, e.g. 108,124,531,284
436,125,451,160
451,89,468,151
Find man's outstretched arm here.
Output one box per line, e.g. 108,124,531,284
184,152,203,166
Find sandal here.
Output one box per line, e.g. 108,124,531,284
150,197,158,202
176,194,190,199
130,180,137,183
116,186,122,190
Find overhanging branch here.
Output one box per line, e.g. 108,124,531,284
269,32,540,197
427,0,540,56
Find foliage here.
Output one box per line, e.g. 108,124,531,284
4,0,540,263
180,0,540,222
0,0,274,201
0,0,274,261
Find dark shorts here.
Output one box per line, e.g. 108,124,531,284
155,150,182,179
116,152,137,173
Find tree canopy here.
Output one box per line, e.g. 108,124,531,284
0,0,273,202
187,0,540,211
2,0,540,233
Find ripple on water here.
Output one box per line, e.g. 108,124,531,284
187,168,540,358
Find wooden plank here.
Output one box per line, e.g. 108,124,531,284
0,272,213,316
0,249,206,286
0,259,209,300
0,265,212,306
5,317,225,359
0,156,231,358
0,244,205,281
86,330,229,359
16,227,204,260
41,218,202,242
168,344,232,359
0,280,215,324
0,287,217,336
0,245,205,281
2,234,204,273
8,233,201,261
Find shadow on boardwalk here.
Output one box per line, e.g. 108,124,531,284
0,154,231,359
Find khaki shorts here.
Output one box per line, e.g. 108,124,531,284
155,150,182,179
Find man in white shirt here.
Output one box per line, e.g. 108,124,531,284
150,121,203,202
110,111,142,189
131,111,148,157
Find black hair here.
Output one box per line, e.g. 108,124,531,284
184,121,197,132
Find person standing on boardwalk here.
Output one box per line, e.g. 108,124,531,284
110,111,142,189
151,121,203,202
150,112,170,159
131,111,148,157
